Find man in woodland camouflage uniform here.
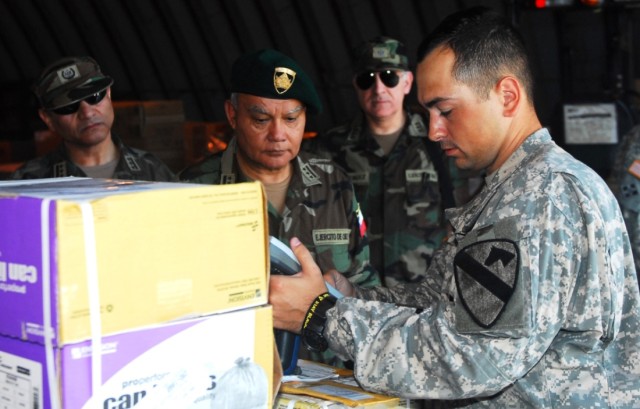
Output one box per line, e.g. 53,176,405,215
609,124,640,279
180,49,380,369
11,56,175,181
180,49,378,289
309,37,460,287
270,8,640,407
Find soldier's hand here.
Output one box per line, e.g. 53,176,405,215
323,269,355,297
269,237,328,333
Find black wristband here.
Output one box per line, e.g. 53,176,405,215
301,292,337,352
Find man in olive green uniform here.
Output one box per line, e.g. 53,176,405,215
180,49,379,369
609,123,640,279
180,49,379,288
11,56,175,182
310,37,459,287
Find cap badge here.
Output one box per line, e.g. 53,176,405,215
57,65,79,84
372,46,391,59
274,67,296,94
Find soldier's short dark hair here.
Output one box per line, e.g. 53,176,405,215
417,7,534,102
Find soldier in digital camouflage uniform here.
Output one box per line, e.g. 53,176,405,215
179,49,379,289
609,124,640,279
306,37,461,288
11,56,176,181
270,7,640,407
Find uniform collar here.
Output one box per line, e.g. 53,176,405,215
445,128,550,235
220,137,322,187
485,128,550,188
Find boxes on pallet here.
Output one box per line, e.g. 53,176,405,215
0,177,268,345
112,100,186,172
0,305,275,409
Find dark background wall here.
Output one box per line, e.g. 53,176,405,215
0,0,638,177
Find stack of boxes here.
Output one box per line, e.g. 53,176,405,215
112,100,187,173
0,177,275,408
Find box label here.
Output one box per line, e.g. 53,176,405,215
0,350,43,409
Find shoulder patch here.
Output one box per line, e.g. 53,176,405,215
454,239,519,328
620,170,640,211
299,161,321,186
124,154,142,172
407,113,428,137
53,161,68,177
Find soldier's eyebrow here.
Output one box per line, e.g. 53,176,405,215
287,105,305,115
247,105,270,115
246,104,305,116
424,97,448,109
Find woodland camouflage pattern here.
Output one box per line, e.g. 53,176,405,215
310,111,452,287
179,140,380,288
10,135,176,181
609,124,640,279
324,129,640,407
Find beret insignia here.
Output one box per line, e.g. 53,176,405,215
274,67,296,94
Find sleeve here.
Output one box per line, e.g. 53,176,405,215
324,172,598,400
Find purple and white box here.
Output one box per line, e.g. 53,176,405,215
0,305,274,409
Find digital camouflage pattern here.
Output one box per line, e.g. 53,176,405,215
609,124,640,279
324,129,640,407
179,138,380,288
308,111,455,287
10,135,176,181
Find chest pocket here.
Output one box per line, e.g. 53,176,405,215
405,168,440,206
452,216,533,337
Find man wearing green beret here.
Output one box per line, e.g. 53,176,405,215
179,48,380,300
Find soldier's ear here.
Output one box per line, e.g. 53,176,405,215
402,71,414,95
224,100,237,129
496,76,520,118
38,109,54,130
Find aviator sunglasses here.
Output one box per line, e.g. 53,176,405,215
355,70,401,90
50,89,108,115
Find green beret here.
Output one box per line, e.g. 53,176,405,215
230,49,322,115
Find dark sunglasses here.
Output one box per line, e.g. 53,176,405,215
50,90,108,115
355,70,401,90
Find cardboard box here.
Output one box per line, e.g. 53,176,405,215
112,100,186,172
0,178,268,345
0,305,274,409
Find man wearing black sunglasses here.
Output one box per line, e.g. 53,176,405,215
309,37,461,287
10,56,176,181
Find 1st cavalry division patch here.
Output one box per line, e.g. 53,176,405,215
454,239,519,328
